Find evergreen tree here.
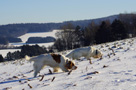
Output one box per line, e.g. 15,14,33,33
95,21,111,44
21,44,47,57
83,21,98,45
83,27,93,46
111,19,128,40
6,52,13,60
75,25,84,47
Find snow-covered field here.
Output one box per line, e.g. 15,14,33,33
0,37,136,90
9,29,60,47
19,30,59,43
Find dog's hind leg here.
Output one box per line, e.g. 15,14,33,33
53,67,60,72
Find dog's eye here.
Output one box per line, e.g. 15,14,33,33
69,61,72,64
72,63,74,66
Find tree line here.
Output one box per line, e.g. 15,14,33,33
0,36,22,45
1,45,48,62
52,13,136,52
26,37,56,43
0,44,56,62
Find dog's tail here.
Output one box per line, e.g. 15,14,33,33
25,55,31,61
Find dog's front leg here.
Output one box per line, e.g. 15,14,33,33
87,57,92,64
89,59,92,64
62,68,69,72
61,66,69,72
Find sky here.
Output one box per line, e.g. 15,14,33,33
0,0,136,25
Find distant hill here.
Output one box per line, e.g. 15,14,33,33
0,14,118,38
0,23,61,37
63,15,118,27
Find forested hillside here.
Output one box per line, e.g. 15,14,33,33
0,15,118,37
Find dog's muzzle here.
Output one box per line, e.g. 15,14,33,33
72,66,77,70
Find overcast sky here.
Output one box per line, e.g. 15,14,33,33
0,0,136,25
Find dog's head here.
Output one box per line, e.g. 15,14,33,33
65,60,77,70
92,49,102,58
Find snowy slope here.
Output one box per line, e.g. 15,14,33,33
0,38,136,90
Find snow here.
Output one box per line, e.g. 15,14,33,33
19,30,59,43
0,37,136,90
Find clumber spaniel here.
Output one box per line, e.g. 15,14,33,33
66,46,102,64
25,53,77,77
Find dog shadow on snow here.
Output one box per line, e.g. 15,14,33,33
0,72,62,85
0,77,34,84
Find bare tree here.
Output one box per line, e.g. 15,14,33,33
54,23,80,51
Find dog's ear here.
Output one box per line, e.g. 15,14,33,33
65,59,70,69
66,59,69,64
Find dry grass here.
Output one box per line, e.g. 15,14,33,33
28,84,32,88
51,77,55,82
39,75,44,81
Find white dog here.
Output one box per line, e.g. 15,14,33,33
66,46,102,64
25,53,77,77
